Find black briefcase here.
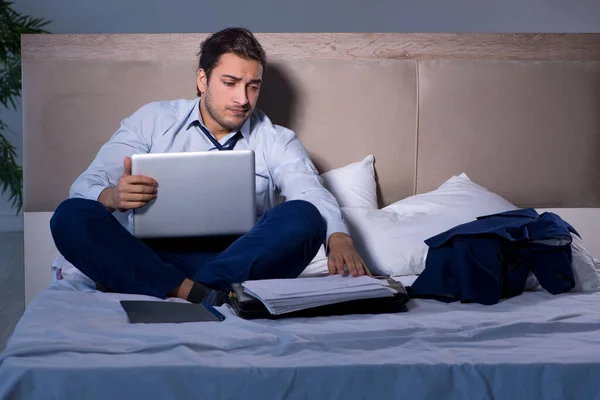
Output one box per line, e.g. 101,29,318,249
227,277,410,320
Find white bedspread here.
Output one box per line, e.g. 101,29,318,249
2,277,600,400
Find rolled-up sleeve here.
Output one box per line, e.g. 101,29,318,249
271,127,350,248
69,107,152,201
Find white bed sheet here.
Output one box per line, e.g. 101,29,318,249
2,276,600,400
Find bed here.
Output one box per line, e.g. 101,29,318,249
2,32,600,399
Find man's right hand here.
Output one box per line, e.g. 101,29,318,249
99,157,158,212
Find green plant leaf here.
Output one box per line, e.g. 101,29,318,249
0,125,22,214
0,0,51,213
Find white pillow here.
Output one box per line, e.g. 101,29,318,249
383,173,517,218
341,207,415,275
320,155,377,209
298,245,329,277
344,173,518,276
525,234,600,293
51,254,93,285
342,173,600,293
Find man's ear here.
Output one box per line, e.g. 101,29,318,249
197,69,207,95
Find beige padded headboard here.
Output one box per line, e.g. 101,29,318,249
21,33,600,211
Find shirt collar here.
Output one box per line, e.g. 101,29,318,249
185,97,251,140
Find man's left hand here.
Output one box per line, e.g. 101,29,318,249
327,232,372,277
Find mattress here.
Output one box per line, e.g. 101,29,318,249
2,276,600,399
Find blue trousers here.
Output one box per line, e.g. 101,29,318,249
50,198,326,298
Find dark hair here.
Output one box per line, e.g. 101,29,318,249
196,27,267,96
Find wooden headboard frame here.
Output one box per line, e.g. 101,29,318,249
20,33,600,304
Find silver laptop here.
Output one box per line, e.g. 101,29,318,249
131,150,256,239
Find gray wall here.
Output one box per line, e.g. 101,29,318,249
13,0,600,34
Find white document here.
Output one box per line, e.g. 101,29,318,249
241,275,397,315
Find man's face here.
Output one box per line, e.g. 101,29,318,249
197,52,263,132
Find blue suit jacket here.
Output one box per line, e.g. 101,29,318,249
408,208,579,305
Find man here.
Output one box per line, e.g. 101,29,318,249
50,27,371,306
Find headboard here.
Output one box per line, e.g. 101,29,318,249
20,33,600,304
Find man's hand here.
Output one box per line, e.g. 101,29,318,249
99,157,158,212
327,232,372,277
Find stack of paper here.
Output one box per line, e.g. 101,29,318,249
241,275,398,315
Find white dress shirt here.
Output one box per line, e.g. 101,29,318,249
70,97,349,245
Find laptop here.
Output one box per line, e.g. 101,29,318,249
131,150,256,239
